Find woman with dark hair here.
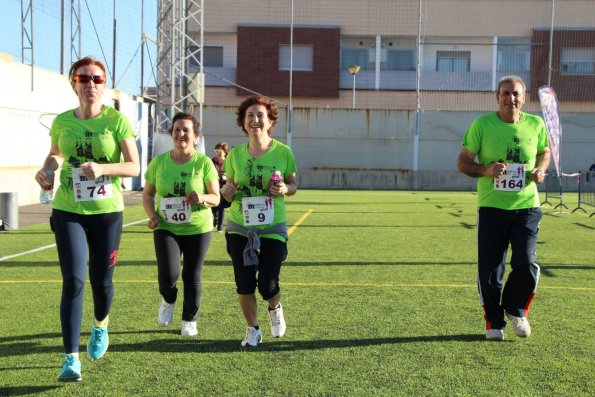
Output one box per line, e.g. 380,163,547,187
220,96,298,347
142,112,219,338
34,56,140,381
211,141,230,232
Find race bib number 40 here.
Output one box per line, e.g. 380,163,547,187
242,196,274,226
160,197,192,224
494,163,526,191
72,168,113,202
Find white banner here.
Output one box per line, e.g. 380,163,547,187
537,86,562,178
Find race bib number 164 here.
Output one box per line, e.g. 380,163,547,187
494,163,525,191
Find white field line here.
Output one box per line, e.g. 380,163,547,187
0,218,147,262
0,208,312,263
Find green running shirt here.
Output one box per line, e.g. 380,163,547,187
145,150,218,235
462,111,549,210
50,106,137,214
223,140,297,242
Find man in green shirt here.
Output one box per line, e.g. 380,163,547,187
457,76,551,341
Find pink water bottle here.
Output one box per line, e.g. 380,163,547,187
268,171,282,196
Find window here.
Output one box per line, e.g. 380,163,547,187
187,46,224,71
497,37,530,72
279,45,313,71
561,48,595,75
340,49,368,71
436,51,470,72
384,49,415,71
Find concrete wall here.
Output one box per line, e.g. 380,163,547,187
200,105,595,190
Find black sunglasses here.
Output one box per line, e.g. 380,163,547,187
74,74,106,84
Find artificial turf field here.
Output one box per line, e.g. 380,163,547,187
0,190,593,396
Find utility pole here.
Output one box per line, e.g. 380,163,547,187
112,0,117,89
60,0,65,74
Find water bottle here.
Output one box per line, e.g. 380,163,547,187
39,169,54,204
268,171,282,196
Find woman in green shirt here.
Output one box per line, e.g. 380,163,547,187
221,96,298,347
143,112,219,337
34,57,140,382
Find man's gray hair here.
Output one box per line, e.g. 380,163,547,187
497,75,526,94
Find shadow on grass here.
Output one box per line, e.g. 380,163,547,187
0,386,61,396
540,264,595,277
0,330,485,357
573,222,595,230
106,333,489,353
0,230,51,235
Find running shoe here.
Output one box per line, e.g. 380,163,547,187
485,329,504,341
158,299,175,326
181,320,198,336
241,326,262,347
58,354,82,382
506,312,531,337
87,324,109,360
268,303,286,338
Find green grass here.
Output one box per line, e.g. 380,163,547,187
0,190,593,396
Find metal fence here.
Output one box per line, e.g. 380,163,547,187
542,170,595,216
573,171,595,217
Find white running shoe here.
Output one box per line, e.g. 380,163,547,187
241,326,262,347
268,303,286,338
485,329,504,341
506,313,531,337
181,321,197,336
158,299,175,326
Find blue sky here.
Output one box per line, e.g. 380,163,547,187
0,0,158,96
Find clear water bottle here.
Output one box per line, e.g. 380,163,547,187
268,170,282,196
39,169,54,204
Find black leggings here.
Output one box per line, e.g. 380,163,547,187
51,209,123,354
153,229,212,322
226,233,287,300
212,205,225,229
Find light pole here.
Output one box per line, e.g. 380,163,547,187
348,65,360,109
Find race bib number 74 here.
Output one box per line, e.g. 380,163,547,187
72,167,113,202
494,163,525,191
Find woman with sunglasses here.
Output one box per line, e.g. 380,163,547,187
220,96,298,347
142,112,219,337
34,57,140,382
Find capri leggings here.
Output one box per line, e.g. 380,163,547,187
153,229,212,322
226,233,288,300
51,209,123,354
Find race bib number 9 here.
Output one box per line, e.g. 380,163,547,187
241,196,274,226
160,197,192,224
494,163,525,192
72,168,113,202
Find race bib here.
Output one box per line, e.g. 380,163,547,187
72,168,113,202
241,196,274,226
494,163,526,191
160,197,192,224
